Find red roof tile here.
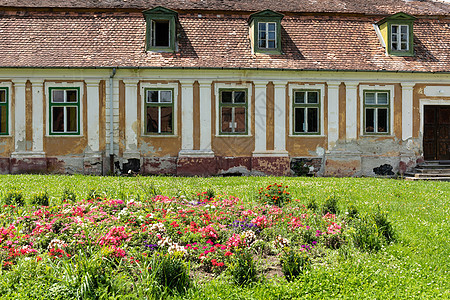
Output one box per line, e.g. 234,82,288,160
0,10,449,72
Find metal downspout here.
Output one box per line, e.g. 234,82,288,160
109,67,117,174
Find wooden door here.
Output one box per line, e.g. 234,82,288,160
423,106,450,160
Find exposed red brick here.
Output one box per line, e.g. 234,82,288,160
177,157,217,176
141,157,177,175
251,157,291,176
10,158,47,174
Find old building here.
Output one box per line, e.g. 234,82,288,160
0,0,449,176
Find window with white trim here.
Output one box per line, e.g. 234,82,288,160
145,89,174,134
293,90,320,134
364,91,390,134
391,24,409,51
49,88,80,135
258,22,276,49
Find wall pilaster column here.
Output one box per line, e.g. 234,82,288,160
345,81,358,141
253,81,267,153
85,80,101,153
123,79,139,159
198,80,213,153
327,81,340,149
401,82,415,141
12,80,27,154
273,81,287,153
29,79,44,155
179,80,195,153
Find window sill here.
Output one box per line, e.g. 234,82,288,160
47,134,82,137
288,134,325,138
215,134,251,137
141,134,177,138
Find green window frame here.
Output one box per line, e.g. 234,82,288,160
292,90,321,135
0,88,9,135
363,90,390,135
49,87,80,135
145,88,174,135
219,89,248,135
143,6,178,52
377,12,415,56
249,10,284,54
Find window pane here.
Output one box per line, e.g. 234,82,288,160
0,90,5,103
154,20,170,47
377,108,388,133
147,91,159,103
392,42,398,50
0,106,6,134
401,42,408,50
221,91,232,103
365,92,375,104
52,107,64,132
307,91,318,104
307,108,318,133
146,106,158,133
392,25,398,33
400,33,408,42
400,25,408,34
294,91,305,104
52,90,64,103
392,34,398,42
268,40,275,48
294,107,305,133
377,93,388,105
365,108,375,132
160,106,173,133
66,90,77,102
258,23,265,31
268,23,276,31
160,91,172,103
66,107,77,132
234,91,246,103
235,107,246,133
221,107,232,133
268,31,275,40
259,39,266,48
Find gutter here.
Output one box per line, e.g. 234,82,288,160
109,67,116,174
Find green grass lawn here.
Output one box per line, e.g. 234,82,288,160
0,175,449,299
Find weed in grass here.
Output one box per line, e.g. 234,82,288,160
31,191,49,206
61,187,76,203
152,252,191,295
322,196,339,215
280,248,310,282
306,197,318,212
373,207,395,243
351,214,383,252
3,190,24,206
228,248,257,286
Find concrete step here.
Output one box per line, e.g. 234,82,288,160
405,176,450,181
404,172,450,177
414,168,450,174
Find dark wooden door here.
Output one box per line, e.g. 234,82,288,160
423,106,450,160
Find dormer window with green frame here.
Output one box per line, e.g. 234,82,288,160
248,9,284,54
143,6,178,52
376,12,415,57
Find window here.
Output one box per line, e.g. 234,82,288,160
391,24,409,51
49,87,80,135
293,90,320,134
258,22,276,49
364,91,390,134
145,89,174,134
143,6,178,52
248,9,284,54
376,12,415,56
219,89,247,134
0,88,8,135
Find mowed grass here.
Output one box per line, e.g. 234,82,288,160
0,174,449,299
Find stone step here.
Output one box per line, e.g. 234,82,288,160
405,172,450,177
405,176,450,181
414,168,450,174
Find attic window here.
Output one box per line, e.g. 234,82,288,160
248,9,284,54
376,12,415,57
143,6,178,52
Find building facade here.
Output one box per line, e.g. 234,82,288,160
0,0,449,176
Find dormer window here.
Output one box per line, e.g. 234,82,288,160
376,12,415,56
249,10,284,54
143,6,178,52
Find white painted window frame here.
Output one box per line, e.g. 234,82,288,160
45,81,84,137
258,22,277,49
359,84,395,137
140,82,179,137
214,82,252,137
391,24,409,51
288,83,325,137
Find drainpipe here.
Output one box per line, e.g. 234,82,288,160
109,67,117,174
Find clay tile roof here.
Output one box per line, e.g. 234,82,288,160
0,2,449,72
0,0,449,15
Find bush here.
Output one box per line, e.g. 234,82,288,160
280,248,310,282
152,253,191,294
322,196,339,215
31,191,49,206
346,204,359,220
3,190,24,206
61,188,76,203
306,197,318,212
258,183,291,207
228,248,257,286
